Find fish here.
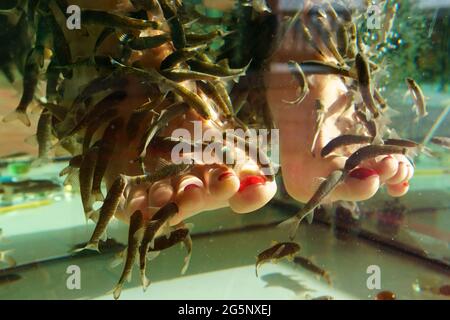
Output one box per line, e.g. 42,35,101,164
373,88,388,110
161,69,222,82
321,135,373,157
79,146,99,220
242,0,272,13
137,102,191,160
160,45,206,70
298,18,326,58
128,34,170,50
187,59,249,79
430,136,450,150
405,78,428,121
91,117,124,202
77,175,127,252
113,210,145,300
336,23,349,58
2,49,40,127
293,255,331,284
122,161,194,186
139,202,180,290
344,145,408,171
355,109,378,139
279,170,346,240
311,99,326,156
0,273,22,286
197,81,232,117
126,95,166,141
380,2,399,43
59,154,83,177
82,109,119,154
355,53,379,118
186,29,233,46
159,0,186,49
300,60,352,78
346,22,357,59
29,110,53,163
82,10,161,30
283,61,309,105
255,241,300,277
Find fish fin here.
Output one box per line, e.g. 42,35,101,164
72,241,99,253
88,209,99,223
24,135,38,146
3,110,31,127
142,273,151,292
372,134,384,146
59,165,72,177
277,215,302,240
181,253,191,275
126,270,132,283
146,251,160,261
154,157,171,171
306,211,314,224
112,284,123,300
100,230,108,242
255,263,260,278
109,250,126,268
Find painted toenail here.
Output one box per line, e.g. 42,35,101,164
349,167,378,180
218,172,234,181
184,184,200,192
238,176,266,192
403,181,409,187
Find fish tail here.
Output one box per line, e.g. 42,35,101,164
3,109,31,127
113,284,123,300
85,242,100,252
141,271,151,292
181,255,191,275
277,215,301,240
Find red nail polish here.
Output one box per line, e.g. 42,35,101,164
349,167,378,180
403,181,409,187
184,184,200,192
218,172,234,181
238,176,266,192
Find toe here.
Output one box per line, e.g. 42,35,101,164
148,179,174,207
386,161,409,185
173,175,206,222
387,181,410,197
368,156,398,182
207,167,240,201
332,167,380,201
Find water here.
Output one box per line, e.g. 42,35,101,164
0,0,449,300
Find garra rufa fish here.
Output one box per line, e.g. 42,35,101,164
255,241,300,277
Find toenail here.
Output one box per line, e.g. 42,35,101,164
384,155,393,160
238,176,266,192
184,184,200,192
349,167,378,180
218,172,234,181
403,181,409,187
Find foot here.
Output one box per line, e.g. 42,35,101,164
265,3,413,204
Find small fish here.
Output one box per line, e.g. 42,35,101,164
161,69,222,82
336,23,349,58
122,161,194,186
2,49,40,127
430,136,450,150
255,242,300,277
355,109,378,139
82,109,119,154
91,117,124,201
34,111,53,162
137,102,191,160
293,255,331,284
0,273,22,286
113,210,145,300
346,22,357,59
380,2,399,43
373,88,388,110
159,0,186,49
128,34,170,50
242,0,272,13
82,10,161,30
355,53,379,118
160,45,206,70
39,101,66,122
186,29,233,46
384,138,419,148
300,60,352,78
345,145,408,171
321,135,373,157
298,18,326,58
197,81,232,117
78,176,127,252
279,170,346,240
79,146,99,220
311,99,326,156
139,202,179,290
187,59,248,78
283,61,309,105
149,228,190,252
405,78,428,121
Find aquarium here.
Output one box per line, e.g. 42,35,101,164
0,0,449,301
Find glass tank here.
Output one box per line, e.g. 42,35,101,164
0,0,449,300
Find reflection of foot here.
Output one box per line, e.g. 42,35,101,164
102,83,276,226
265,20,413,204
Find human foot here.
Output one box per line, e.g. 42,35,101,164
265,2,414,205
